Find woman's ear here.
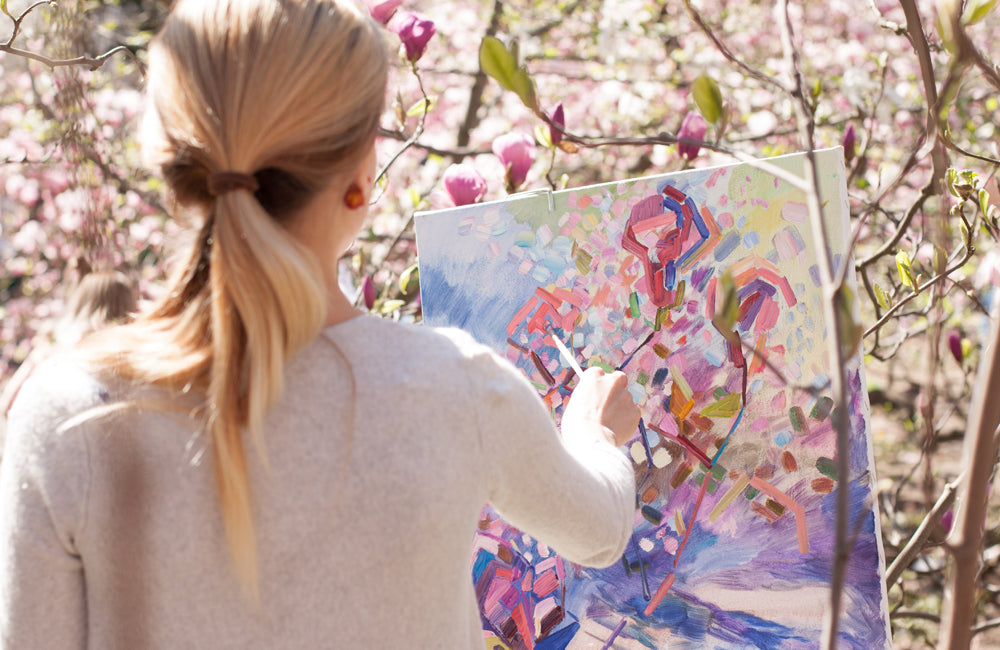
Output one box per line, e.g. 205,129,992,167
342,142,377,209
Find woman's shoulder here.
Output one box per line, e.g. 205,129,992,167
7,353,112,429
327,314,497,363
2,352,115,479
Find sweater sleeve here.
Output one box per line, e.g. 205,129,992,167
466,343,635,568
0,361,91,649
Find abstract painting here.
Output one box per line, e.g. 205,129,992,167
415,148,890,649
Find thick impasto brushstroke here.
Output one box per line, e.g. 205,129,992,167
416,149,890,649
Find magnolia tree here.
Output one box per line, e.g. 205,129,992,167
2,0,1000,647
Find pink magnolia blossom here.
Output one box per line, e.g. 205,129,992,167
492,132,535,191
368,0,401,25
677,111,708,160
443,164,487,206
394,12,436,63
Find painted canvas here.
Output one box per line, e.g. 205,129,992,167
414,148,890,649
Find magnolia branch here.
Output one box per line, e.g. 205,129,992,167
1,0,141,71
886,475,963,587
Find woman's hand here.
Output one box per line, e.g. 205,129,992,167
562,367,641,446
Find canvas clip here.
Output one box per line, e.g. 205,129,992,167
509,186,555,212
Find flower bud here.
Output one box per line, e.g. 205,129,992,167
843,123,857,164
443,164,488,206
948,330,963,364
492,132,536,191
549,103,565,146
368,0,401,25
394,12,436,63
361,274,376,311
941,508,954,534
677,111,708,161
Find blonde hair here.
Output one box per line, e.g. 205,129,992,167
56,269,137,346
82,0,388,596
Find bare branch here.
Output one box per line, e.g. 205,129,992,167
681,0,792,95
886,475,962,587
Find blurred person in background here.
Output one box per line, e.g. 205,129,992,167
0,266,137,455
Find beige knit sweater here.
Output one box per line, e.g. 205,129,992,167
0,315,634,649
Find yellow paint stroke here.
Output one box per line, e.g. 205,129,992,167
670,365,693,400
709,473,751,522
674,509,686,536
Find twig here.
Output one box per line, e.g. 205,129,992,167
886,474,963,587
773,2,853,647
681,0,792,95
0,43,137,71
862,194,976,340
373,62,432,196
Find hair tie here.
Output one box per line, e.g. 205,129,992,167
208,171,259,196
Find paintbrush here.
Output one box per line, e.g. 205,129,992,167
549,331,584,376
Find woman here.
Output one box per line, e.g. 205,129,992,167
0,1,639,647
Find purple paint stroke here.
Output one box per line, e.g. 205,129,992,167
616,330,657,371
600,617,628,650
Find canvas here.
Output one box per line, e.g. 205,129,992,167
414,148,890,649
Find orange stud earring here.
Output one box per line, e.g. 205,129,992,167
344,183,365,210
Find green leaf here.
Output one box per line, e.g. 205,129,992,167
979,188,992,218
511,69,538,111
896,250,918,292
479,36,539,111
480,36,519,90
405,96,434,117
963,0,996,24
945,168,959,197
874,282,890,310
399,264,420,296
692,74,724,124
935,5,958,54
379,299,405,314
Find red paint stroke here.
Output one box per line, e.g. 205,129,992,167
647,421,712,468
535,286,562,307
527,302,559,334
674,474,711,567
729,255,797,307
644,573,676,616
507,296,539,336
511,602,534,650
749,475,810,553
550,286,585,307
